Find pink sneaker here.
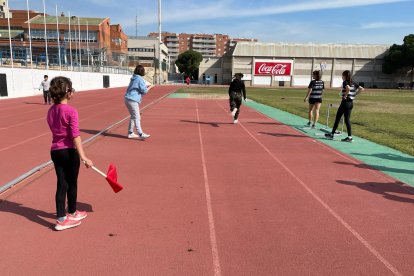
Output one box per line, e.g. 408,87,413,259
67,210,87,221
55,217,81,231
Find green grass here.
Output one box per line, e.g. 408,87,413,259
176,87,414,156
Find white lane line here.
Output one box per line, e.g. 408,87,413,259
195,100,222,276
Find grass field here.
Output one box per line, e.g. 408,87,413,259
176,87,414,156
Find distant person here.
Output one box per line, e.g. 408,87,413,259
304,70,324,128
124,65,151,140
47,76,93,231
185,76,191,87
325,70,364,142
229,73,247,124
40,75,51,105
206,75,211,85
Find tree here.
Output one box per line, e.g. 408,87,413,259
175,50,203,79
383,34,414,82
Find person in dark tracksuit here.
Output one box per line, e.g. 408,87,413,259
325,70,364,142
304,70,324,128
229,73,246,124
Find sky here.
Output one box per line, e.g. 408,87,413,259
8,0,414,45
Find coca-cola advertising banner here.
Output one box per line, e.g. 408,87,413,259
254,60,293,76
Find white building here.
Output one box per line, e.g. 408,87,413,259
199,42,395,88
128,36,169,83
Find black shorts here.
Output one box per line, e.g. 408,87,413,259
309,98,322,104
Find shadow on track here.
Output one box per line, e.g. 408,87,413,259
258,131,307,138
337,180,414,204
180,120,233,128
0,200,93,229
351,152,414,163
80,129,128,139
334,161,414,176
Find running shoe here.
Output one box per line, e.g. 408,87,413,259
233,119,238,124
128,133,139,139
341,137,353,143
325,133,334,139
55,217,81,231
67,210,87,221
140,133,151,140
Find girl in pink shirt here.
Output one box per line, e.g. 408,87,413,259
47,76,93,231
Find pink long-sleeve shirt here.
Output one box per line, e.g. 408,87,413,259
47,104,80,150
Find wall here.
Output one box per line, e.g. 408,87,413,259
0,67,132,98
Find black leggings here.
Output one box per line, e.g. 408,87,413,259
229,92,242,119
51,148,80,218
332,100,353,136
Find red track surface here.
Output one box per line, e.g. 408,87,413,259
1,89,413,275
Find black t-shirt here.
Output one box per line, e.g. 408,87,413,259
308,80,324,99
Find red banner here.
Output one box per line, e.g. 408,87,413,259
254,61,292,76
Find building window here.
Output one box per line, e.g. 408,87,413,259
128,47,154,52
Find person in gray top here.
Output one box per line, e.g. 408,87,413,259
40,75,51,105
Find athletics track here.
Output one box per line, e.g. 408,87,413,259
0,86,413,275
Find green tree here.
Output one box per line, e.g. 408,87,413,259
175,50,203,79
383,34,414,82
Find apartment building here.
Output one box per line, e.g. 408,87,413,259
149,32,256,60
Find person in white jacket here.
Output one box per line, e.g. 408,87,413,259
40,75,51,105
124,65,152,140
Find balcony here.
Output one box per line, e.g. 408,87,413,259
192,44,216,49
192,38,215,43
166,37,179,42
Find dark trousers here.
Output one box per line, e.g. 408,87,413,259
51,148,80,218
229,92,242,119
332,100,353,136
43,90,51,104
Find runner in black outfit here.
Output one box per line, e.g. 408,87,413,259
325,70,364,142
304,70,324,128
229,73,246,124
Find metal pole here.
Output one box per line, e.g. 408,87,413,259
26,0,33,69
87,21,90,71
6,0,13,68
43,0,49,70
5,0,15,93
56,4,61,71
78,17,81,69
157,0,162,84
68,11,73,70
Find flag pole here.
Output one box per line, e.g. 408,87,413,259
68,11,73,70
78,17,81,69
6,0,13,69
5,0,15,93
73,16,78,69
42,0,49,71
55,4,61,71
157,0,162,84
26,0,33,69
87,21,90,71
